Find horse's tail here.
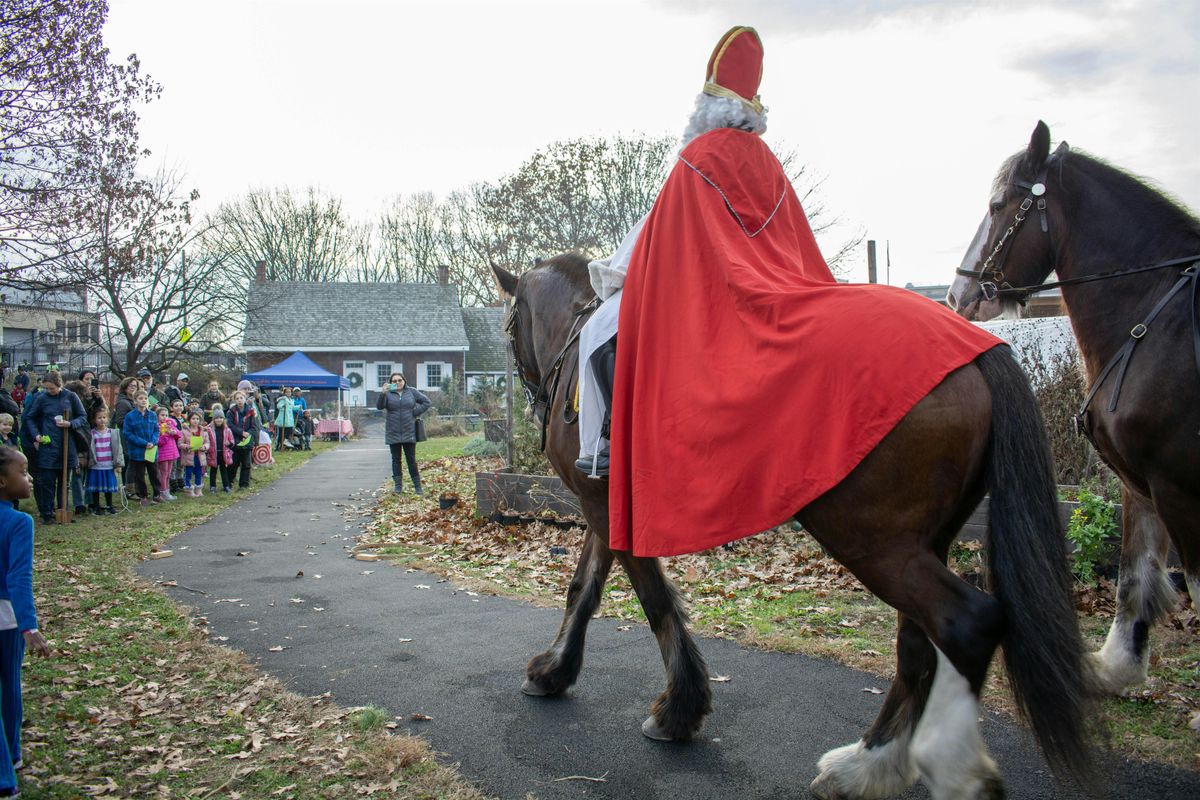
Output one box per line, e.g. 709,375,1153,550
976,345,1094,783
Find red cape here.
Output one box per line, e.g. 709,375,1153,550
609,129,1002,557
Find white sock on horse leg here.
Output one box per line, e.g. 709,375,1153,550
812,733,917,800
1089,548,1174,693
910,648,998,800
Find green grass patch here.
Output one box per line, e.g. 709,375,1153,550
21,440,491,799
417,434,476,462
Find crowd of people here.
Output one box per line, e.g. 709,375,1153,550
0,367,320,524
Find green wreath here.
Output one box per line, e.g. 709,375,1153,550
346,371,363,388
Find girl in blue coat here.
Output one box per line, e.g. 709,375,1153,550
122,391,162,504
0,446,51,796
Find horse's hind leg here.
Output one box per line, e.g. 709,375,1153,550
811,615,929,799
1089,487,1177,694
523,531,615,696
810,545,1004,800
614,552,712,741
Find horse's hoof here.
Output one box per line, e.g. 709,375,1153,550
641,715,674,742
521,678,553,697
809,773,849,800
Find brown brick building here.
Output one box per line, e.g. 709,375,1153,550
243,275,474,411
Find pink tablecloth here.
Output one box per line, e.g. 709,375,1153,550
316,418,354,437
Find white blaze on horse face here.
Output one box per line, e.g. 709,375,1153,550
947,209,994,313
910,648,1000,800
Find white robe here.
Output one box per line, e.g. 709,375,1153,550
578,215,647,462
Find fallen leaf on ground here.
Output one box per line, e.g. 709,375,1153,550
410,713,433,721
862,687,885,695
710,674,731,683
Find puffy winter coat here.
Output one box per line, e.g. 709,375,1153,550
376,386,431,445
203,423,235,467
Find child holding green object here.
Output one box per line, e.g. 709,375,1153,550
182,412,207,497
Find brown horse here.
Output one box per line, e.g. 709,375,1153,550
494,257,1094,799
947,120,1199,695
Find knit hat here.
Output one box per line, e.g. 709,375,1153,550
211,408,226,420
702,26,764,114
237,380,253,392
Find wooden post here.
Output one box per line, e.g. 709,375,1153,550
505,299,515,471
56,396,72,524
867,240,878,284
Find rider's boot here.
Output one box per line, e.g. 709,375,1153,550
576,336,616,478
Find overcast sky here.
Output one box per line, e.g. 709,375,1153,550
104,0,1199,288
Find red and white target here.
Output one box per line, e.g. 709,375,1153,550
252,443,274,466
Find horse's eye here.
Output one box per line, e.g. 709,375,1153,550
989,200,1005,215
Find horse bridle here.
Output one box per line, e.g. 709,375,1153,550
954,145,1065,304
504,295,597,451
956,145,1200,437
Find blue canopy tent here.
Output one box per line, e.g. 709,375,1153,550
242,351,351,439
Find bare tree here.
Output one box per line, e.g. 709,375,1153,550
203,186,364,282
53,166,249,375
0,0,159,280
372,191,443,284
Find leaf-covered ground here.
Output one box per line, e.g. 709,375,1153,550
23,442,491,799
364,455,1200,770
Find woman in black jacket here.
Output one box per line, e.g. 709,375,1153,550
375,372,431,494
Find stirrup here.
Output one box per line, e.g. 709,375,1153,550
574,451,609,478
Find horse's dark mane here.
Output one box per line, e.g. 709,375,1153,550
538,252,596,301
998,149,1200,236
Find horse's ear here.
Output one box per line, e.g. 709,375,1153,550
492,263,519,300
1025,120,1051,170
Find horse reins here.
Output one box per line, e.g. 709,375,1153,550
504,297,598,452
956,146,1200,437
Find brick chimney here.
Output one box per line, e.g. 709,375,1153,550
255,260,267,283
437,265,450,286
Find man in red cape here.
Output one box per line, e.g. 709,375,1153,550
606,26,1001,557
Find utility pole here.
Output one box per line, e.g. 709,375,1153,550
867,240,878,284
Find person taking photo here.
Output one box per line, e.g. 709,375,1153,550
376,373,430,495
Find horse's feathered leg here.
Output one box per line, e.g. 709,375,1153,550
1089,488,1177,694
811,614,929,799
523,531,615,696
614,552,712,741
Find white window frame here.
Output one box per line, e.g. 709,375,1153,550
417,361,454,391
374,363,393,390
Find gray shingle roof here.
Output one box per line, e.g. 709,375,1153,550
244,282,469,349
461,307,508,372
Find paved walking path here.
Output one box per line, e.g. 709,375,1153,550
138,425,1200,799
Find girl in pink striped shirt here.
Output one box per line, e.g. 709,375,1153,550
86,408,123,514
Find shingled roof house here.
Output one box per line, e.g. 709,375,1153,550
243,267,507,409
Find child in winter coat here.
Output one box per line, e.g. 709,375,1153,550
86,407,123,514
154,406,182,502
182,412,207,497
0,446,51,797
169,398,187,493
204,407,235,493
